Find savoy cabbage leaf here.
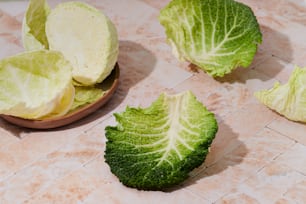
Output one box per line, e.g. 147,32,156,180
104,91,218,190
159,0,262,77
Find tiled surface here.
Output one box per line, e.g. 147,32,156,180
0,0,306,203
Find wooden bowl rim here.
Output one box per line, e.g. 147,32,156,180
0,63,120,130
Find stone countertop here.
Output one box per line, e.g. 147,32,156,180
1,0,306,203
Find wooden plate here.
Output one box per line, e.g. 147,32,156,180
0,64,120,129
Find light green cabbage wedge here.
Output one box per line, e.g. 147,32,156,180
159,0,262,77
255,66,306,123
105,91,218,190
0,50,74,119
46,1,119,86
22,0,50,51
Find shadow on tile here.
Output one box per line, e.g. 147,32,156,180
0,118,26,138
215,25,293,83
165,116,248,192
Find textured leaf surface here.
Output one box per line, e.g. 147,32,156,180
255,66,306,123
105,91,218,190
159,0,262,77
22,0,50,50
0,50,74,119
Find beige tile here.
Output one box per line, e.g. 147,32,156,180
275,143,306,175
118,39,192,90
282,181,306,203
0,9,21,34
116,39,190,99
0,117,113,203
242,128,295,161
0,0,305,203
90,0,163,41
0,2,27,17
205,103,278,166
222,66,278,95
217,162,306,204
268,117,306,146
275,198,294,204
248,50,272,69
83,182,209,204
0,118,102,181
0,35,23,59
173,64,277,120
147,60,192,89
253,56,295,83
123,84,167,108
174,76,249,119
134,37,187,68
238,0,306,27
0,128,20,150
0,119,26,139
132,11,166,40
0,135,71,181
24,166,104,204
84,156,209,204
141,0,171,10
26,153,210,204
173,71,223,98
257,14,306,66
186,171,235,203
203,120,246,168
186,128,294,202
0,10,23,58
215,193,260,204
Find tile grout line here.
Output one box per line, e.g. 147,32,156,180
19,116,114,202
181,187,212,203
1,115,113,202
0,132,82,183
21,150,105,203
0,117,106,183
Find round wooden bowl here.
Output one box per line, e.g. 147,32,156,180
0,64,120,129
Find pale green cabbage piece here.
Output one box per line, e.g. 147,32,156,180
69,86,105,112
255,66,306,123
22,0,50,51
105,91,218,190
159,0,262,77
46,1,119,86
0,50,74,119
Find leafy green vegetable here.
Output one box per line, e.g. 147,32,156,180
104,91,218,190
159,0,262,77
22,0,50,50
255,66,306,123
69,86,105,112
0,50,74,119
46,1,119,86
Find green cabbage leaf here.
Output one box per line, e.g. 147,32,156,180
159,0,262,77
255,66,306,123
22,0,50,51
0,50,74,119
105,91,218,190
